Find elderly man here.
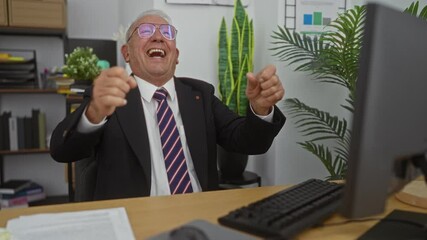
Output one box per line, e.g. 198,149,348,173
50,9,285,200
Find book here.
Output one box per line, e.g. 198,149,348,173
0,180,33,194
0,113,3,150
1,111,11,150
8,116,18,151
1,192,46,208
38,111,46,149
0,195,28,208
31,109,40,148
24,116,33,149
1,182,44,199
17,117,25,150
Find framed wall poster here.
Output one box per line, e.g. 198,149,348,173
165,0,249,6
165,0,213,4
213,0,249,6
284,0,347,35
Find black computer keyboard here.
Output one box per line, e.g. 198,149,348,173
218,179,344,239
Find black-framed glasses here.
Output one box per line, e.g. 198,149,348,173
127,23,178,42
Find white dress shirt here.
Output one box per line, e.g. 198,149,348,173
77,76,274,196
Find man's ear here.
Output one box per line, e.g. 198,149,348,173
121,44,130,62
176,48,180,65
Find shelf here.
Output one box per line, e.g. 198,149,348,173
0,88,84,100
0,88,57,94
29,195,69,206
0,149,50,155
66,94,84,103
0,26,66,38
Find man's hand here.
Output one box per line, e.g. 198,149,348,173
86,67,137,123
246,65,285,115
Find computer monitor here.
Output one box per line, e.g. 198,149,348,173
340,3,427,219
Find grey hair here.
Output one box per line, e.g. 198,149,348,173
125,9,174,42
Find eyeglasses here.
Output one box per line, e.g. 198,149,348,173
127,23,178,42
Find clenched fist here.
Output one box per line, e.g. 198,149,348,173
86,67,138,123
246,65,285,115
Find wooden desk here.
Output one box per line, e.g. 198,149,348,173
1,185,426,239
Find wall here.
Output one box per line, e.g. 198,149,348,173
67,0,119,39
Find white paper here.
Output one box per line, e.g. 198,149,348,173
6,207,135,240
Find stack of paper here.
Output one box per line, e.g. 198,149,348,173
6,207,135,240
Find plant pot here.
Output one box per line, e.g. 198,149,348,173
217,145,248,178
72,79,93,91
73,79,92,86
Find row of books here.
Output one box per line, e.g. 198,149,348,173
0,109,47,151
0,180,46,208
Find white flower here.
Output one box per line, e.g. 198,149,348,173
112,24,129,46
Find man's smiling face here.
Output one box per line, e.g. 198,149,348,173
122,15,179,86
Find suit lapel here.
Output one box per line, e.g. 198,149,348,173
116,88,151,188
175,79,209,189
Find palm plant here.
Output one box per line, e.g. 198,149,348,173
405,1,427,19
270,2,427,180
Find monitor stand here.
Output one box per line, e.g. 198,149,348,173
395,178,427,209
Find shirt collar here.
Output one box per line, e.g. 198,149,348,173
133,75,176,102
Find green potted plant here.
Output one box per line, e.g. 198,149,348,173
217,0,254,178
218,0,254,117
62,47,101,85
270,1,427,180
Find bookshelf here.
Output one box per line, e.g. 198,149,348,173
0,0,72,206
0,88,83,205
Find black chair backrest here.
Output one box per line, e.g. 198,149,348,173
74,155,97,202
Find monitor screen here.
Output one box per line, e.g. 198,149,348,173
340,3,427,219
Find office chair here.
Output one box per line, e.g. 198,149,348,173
74,155,97,202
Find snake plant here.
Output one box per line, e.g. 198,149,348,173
270,2,427,180
218,0,254,116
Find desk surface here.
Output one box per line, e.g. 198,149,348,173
1,185,426,239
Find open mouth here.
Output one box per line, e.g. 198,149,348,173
147,48,166,58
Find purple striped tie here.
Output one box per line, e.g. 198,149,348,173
153,89,193,194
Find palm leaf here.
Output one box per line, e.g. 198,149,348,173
405,1,419,16
299,141,346,180
317,6,366,98
285,98,349,142
270,26,327,69
405,1,427,20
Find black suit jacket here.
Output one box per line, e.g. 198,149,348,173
50,77,285,200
